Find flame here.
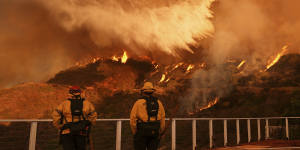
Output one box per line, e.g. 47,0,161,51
154,64,159,70
265,45,288,71
199,63,206,68
199,97,219,111
165,78,170,82
237,60,246,69
186,64,195,73
173,62,184,70
159,74,166,82
92,57,101,63
121,51,128,64
74,56,103,67
112,56,119,62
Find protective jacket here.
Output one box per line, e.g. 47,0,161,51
130,98,165,135
52,99,97,134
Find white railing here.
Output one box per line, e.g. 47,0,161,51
0,117,299,150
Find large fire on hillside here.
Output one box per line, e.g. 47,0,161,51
0,0,300,120
46,44,297,115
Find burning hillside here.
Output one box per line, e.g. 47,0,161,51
2,50,296,119
1,1,300,150
0,49,299,119
0,0,300,119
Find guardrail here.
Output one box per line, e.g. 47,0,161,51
0,117,299,150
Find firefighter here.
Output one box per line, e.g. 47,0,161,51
52,86,97,150
130,82,166,150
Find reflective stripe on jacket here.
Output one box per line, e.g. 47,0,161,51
130,99,165,135
52,99,97,134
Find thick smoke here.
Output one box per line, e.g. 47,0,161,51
183,0,300,113
0,0,107,88
40,0,215,54
1,0,300,92
211,0,300,67
0,0,215,88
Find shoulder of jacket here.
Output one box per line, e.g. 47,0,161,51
83,99,93,105
61,100,70,105
136,99,146,104
157,99,164,105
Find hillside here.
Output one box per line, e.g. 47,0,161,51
0,54,299,119
0,54,299,150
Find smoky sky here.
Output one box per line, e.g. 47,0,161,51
0,0,214,88
210,0,300,67
1,0,300,89
0,0,104,88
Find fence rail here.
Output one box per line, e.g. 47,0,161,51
0,117,299,150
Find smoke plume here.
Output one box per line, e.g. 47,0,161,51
0,0,215,88
210,0,300,67
183,0,300,112
40,0,215,54
1,0,300,92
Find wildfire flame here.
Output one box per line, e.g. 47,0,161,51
186,64,195,73
173,62,184,70
237,60,246,69
199,97,219,111
74,57,102,67
111,51,128,63
165,78,170,83
265,45,288,71
112,56,119,62
154,64,159,70
159,74,166,83
121,51,128,64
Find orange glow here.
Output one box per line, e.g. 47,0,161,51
121,51,128,64
237,60,246,69
265,45,288,71
112,56,118,62
199,97,219,111
92,57,100,63
159,74,166,82
153,64,159,70
165,78,170,83
199,63,206,68
173,62,184,70
186,64,194,73
74,57,102,67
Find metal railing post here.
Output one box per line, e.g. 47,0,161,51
116,120,122,150
236,119,240,145
265,119,269,140
257,119,261,141
209,120,213,149
224,119,227,147
1,117,299,150
247,119,251,143
29,122,38,150
285,117,289,140
192,120,196,150
172,119,176,150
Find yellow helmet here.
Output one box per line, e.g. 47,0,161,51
141,82,155,93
